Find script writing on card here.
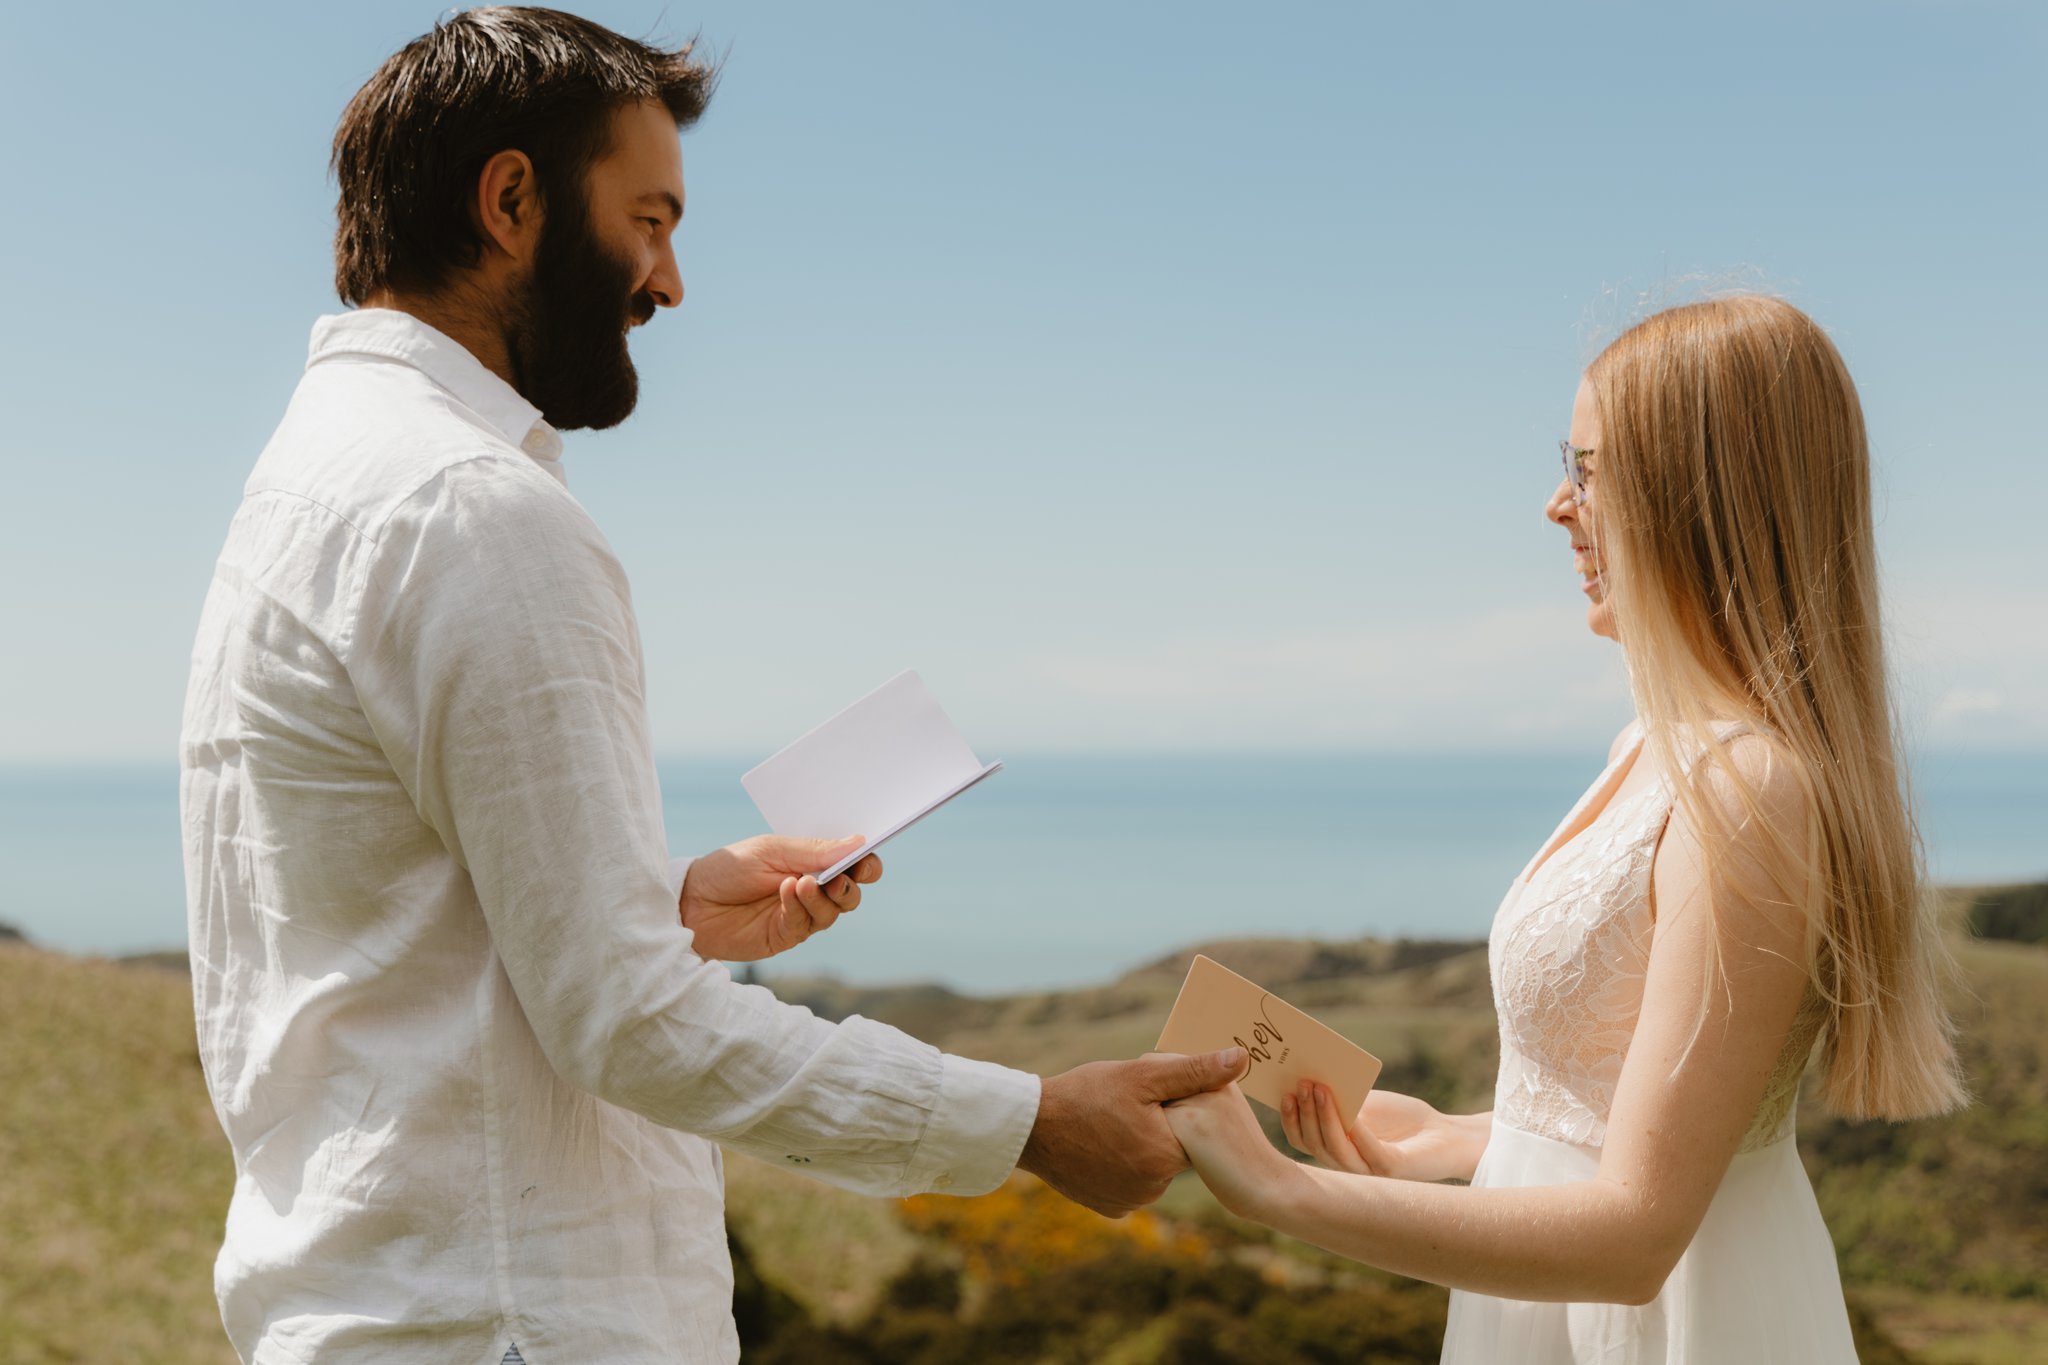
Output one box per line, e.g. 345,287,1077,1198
1155,955,1383,1121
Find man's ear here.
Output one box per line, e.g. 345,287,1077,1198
474,149,543,264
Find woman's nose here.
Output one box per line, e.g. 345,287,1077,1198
1545,479,1577,527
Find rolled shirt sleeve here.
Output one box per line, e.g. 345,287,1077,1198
348,452,1037,1196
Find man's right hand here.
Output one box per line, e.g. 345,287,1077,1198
1017,1047,1249,1218
678,834,879,962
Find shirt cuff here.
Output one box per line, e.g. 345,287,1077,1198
903,1054,1041,1197
666,856,691,903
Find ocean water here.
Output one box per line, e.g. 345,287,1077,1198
2,751,2041,993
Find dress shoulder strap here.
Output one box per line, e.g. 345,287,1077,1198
1660,718,1764,784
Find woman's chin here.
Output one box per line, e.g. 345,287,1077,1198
1586,598,1617,640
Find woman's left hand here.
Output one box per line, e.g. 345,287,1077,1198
1163,1082,1308,1221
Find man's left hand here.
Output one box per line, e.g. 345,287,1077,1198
679,835,880,962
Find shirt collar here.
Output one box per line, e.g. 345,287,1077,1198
306,309,564,463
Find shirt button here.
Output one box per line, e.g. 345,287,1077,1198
931,1172,954,1190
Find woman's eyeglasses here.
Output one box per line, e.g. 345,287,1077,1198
1559,440,1594,505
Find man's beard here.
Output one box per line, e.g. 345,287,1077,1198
502,198,657,432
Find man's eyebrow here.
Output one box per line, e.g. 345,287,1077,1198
635,190,683,222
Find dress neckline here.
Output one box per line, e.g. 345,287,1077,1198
1515,724,1651,886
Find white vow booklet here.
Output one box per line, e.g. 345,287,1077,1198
741,670,1004,884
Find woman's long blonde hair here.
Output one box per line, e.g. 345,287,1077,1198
1586,294,1964,1120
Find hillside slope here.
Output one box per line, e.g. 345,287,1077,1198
0,946,235,1365
2,889,2043,1364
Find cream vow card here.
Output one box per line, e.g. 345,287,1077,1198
742,670,1003,884
1157,955,1383,1120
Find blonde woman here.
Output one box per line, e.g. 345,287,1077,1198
1163,295,1965,1364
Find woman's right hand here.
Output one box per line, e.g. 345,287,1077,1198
1280,1082,1487,1184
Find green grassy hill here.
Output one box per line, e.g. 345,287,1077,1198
1,884,2042,1363
0,946,235,1365
746,911,2046,1365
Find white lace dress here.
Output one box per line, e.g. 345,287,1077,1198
1440,727,1856,1364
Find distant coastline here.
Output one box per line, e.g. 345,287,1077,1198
8,878,2041,991
5,752,2042,992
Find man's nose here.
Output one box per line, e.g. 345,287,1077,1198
644,242,684,309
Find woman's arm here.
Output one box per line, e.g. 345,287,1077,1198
1168,737,1813,1305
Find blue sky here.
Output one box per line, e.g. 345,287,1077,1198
2,0,2042,764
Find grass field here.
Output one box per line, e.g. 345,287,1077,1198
0,947,236,1365
2,886,2042,1362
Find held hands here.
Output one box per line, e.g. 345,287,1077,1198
1020,1048,1249,1218
679,834,880,962
1161,1082,1308,1221
1282,1083,1474,1184
1167,1081,1482,1221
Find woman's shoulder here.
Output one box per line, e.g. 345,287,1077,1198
1662,725,1814,890
1653,717,1799,786
1647,719,1813,857
1694,723,1803,799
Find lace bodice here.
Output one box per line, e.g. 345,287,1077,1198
1488,728,1824,1152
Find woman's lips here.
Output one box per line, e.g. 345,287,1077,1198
1572,543,1602,593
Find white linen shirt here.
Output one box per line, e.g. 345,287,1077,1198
180,309,1039,1365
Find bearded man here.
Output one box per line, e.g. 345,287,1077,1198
179,10,1244,1363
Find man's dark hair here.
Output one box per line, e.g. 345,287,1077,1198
331,6,714,305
